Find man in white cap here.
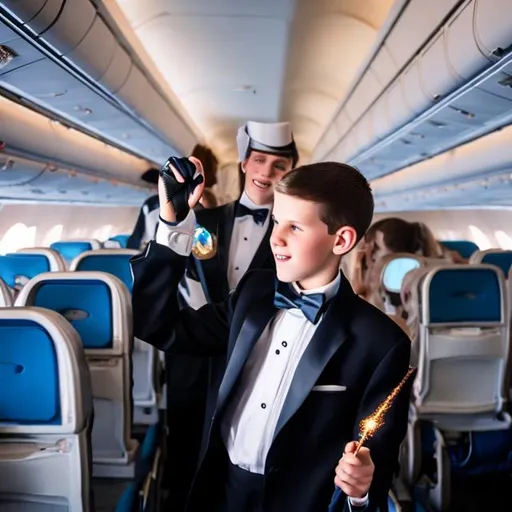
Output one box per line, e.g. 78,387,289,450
155,121,298,511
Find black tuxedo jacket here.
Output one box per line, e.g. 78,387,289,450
131,242,411,512
188,200,275,303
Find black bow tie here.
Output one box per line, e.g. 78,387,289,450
273,280,326,325
235,203,269,226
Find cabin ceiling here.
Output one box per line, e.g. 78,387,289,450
113,0,395,165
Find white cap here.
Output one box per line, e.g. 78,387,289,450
236,121,298,164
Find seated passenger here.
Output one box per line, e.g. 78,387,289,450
130,160,411,511
353,218,444,306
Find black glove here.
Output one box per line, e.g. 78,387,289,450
160,156,204,222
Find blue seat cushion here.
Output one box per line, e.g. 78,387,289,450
428,268,501,323
440,241,479,259
0,254,50,287
76,255,133,292
50,241,94,263
33,280,113,349
481,252,512,278
0,319,60,424
109,235,130,248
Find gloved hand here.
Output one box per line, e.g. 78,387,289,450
160,156,204,222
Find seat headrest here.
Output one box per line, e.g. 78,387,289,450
0,253,51,287
69,249,138,292
50,239,101,263
17,247,66,271
440,240,479,259
470,250,512,278
106,235,130,249
422,265,504,324
15,272,132,356
0,307,92,434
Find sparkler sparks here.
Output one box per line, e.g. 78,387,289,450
354,367,416,456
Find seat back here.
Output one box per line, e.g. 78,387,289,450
15,272,138,477
69,249,137,292
413,264,510,431
50,240,102,266
17,248,67,272
104,235,130,249
70,250,160,425
469,249,512,277
0,307,93,511
0,278,13,306
0,253,53,300
440,240,479,259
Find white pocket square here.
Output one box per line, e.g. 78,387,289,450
312,385,347,392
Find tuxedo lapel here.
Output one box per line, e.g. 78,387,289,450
248,220,274,272
218,201,236,277
272,280,354,442
195,202,235,300
216,295,276,412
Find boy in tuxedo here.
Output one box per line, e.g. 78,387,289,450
131,158,411,511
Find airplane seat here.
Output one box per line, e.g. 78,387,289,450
17,247,67,272
70,250,161,426
469,249,512,280
402,264,512,511
439,240,479,260
50,240,102,266
0,278,13,306
0,253,56,301
0,307,93,511
104,235,131,249
15,271,139,478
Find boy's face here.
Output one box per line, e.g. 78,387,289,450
271,192,356,289
242,151,294,205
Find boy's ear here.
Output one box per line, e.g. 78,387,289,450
333,226,358,256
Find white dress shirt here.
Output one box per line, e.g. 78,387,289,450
227,192,271,292
221,275,340,473
155,214,368,508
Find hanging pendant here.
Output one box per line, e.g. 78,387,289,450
192,225,217,260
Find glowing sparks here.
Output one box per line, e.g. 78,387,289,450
354,367,416,456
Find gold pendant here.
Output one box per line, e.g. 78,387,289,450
192,225,217,260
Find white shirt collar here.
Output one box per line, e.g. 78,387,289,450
292,272,341,302
239,191,272,211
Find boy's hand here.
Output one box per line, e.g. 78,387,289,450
334,441,375,499
158,156,205,223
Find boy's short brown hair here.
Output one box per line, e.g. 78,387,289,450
275,161,374,243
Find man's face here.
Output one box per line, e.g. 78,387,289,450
242,150,294,205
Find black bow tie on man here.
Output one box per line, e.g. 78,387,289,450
235,203,269,226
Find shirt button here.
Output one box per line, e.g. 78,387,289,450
282,341,287,347
275,349,280,355
261,403,267,409
235,266,239,270
244,237,248,241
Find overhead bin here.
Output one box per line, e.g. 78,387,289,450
15,0,64,35
65,16,115,80
0,0,198,159
98,43,131,93
42,0,96,56
0,155,47,187
313,0,512,181
0,95,152,185
0,0,47,23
